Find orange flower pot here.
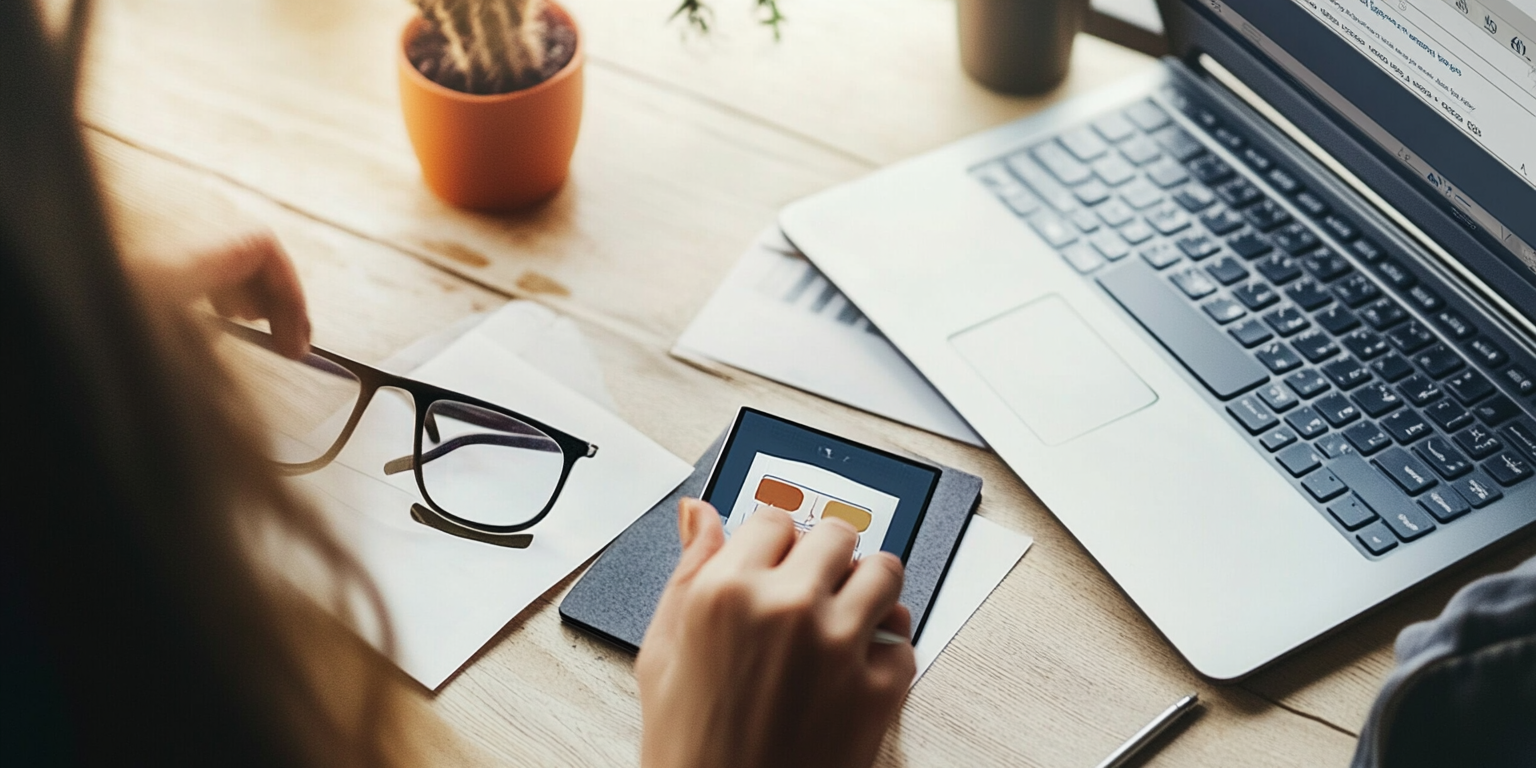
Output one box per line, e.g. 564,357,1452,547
397,5,584,211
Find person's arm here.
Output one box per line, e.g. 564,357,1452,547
1352,556,1536,768
636,498,915,768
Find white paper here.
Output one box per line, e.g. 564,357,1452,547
674,228,985,447
912,516,1032,685
288,325,691,689
722,454,900,561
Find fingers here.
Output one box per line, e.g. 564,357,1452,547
780,517,859,593
252,235,311,359
711,505,798,572
642,499,727,652
833,552,906,641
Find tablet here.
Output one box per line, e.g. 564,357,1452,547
702,408,941,563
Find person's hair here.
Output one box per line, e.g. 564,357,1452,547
0,2,386,765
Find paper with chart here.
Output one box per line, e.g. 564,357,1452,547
675,228,985,447
722,453,899,560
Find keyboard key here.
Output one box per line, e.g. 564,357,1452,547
1424,399,1473,431
1229,318,1273,348
1151,125,1205,162
1090,231,1132,261
1071,209,1103,233
1098,200,1138,228
1286,279,1334,311
1267,167,1301,195
1243,199,1292,231
1241,147,1274,171
1381,409,1431,444
1445,369,1493,404
1097,264,1271,399
1323,357,1372,390
1176,233,1221,261
1264,306,1310,337
1061,244,1107,273
1215,178,1264,208
1202,297,1247,324
1060,127,1110,161
1321,214,1358,241
1256,381,1299,412
1275,223,1321,254
1330,454,1429,541
1414,344,1465,379
1465,337,1508,368
1228,395,1279,434
1170,267,1218,299
1188,155,1234,185
1255,341,1303,374
1331,274,1380,308
1418,487,1470,523
1093,113,1138,142
1200,207,1247,235
1384,321,1434,355
1260,426,1299,451
1329,495,1377,529
1503,420,1536,461
1205,257,1249,286
1344,421,1393,455
1294,190,1329,218
1373,258,1416,290
1434,310,1477,340
1398,374,1443,407
1375,447,1437,494
1315,305,1360,335
1212,126,1245,151
1350,237,1385,262
1033,141,1094,185
1353,383,1404,418
1232,282,1280,311
1228,230,1275,260
1292,329,1340,363
1405,285,1444,313
1075,181,1112,207
1356,520,1398,554
1118,219,1157,244
1454,424,1503,459
1316,392,1362,426
1317,433,1356,458
1012,160,1081,212
1172,183,1216,212
1360,298,1408,330
1028,212,1078,247
1118,135,1162,165
1303,467,1348,501
1500,366,1535,398
999,190,1042,216
1286,369,1332,398
1372,354,1414,383
1144,203,1192,236
1126,101,1172,131
1341,330,1390,360
1254,253,1302,284
1452,470,1503,507
1300,248,1352,281
1276,442,1323,475
1415,436,1472,479
1286,406,1329,438
1146,158,1191,188
1470,395,1521,426
1483,452,1532,486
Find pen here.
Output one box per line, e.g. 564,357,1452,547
1092,692,1200,768
871,628,909,645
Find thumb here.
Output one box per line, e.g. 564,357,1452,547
641,499,725,651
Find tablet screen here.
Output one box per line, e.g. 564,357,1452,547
701,409,941,562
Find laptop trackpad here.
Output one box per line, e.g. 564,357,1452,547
950,295,1157,446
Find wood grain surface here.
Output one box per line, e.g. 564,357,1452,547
79,0,1536,765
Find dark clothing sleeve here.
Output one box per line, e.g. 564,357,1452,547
1351,556,1536,768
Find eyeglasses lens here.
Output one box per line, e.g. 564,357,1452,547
218,334,363,465
418,400,565,527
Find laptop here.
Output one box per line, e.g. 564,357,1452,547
779,0,1536,680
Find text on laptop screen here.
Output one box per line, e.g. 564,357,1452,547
1291,0,1536,192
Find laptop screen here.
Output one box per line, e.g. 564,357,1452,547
1180,0,1536,314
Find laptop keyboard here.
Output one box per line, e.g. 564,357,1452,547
972,91,1536,559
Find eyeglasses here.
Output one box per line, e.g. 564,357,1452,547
218,321,598,548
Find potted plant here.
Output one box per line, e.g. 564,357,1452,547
399,0,584,211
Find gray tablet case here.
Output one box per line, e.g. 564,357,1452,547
559,432,983,651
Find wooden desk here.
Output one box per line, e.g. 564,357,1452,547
82,0,1536,765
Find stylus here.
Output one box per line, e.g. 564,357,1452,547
871,628,909,645
1092,693,1200,768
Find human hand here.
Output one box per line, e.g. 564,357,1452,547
636,498,915,768
128,229,311,359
